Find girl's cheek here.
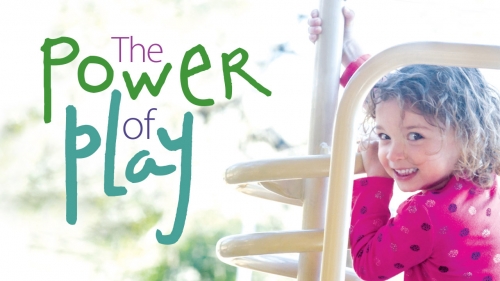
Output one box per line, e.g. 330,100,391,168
404,146,421,165
378,145,389,167
406,145,432,165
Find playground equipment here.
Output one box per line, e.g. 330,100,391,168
216,1,500,281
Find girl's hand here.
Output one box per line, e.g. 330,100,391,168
308,9,322,43
359,140,391,178
307,7,365,67
307,7,356,43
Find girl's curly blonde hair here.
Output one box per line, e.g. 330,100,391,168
364,65,500,188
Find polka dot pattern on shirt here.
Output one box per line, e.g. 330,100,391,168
448,250,458,257
448,203,457,212
408,205,417,213
357,235,365,242
438,266,449,273
421,223,431,231
471,252,481,260
356,249,363,258
425,200,435,207
350,177,500,280
439,226,448,234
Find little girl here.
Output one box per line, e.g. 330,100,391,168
309,8,500,281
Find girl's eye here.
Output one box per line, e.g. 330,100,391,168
408,132,423,141
378,133,390,140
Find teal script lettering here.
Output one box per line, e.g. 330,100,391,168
65,90,193,244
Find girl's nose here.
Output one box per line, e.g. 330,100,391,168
386,141,406,162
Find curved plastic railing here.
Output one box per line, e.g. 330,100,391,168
225,153,365,184
217,153,365,281
321,41,500,281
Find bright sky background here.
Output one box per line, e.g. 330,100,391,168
0,0,499,280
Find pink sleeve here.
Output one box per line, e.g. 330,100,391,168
350,177,434,280
340,54,371,87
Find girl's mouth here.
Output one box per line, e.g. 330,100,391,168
394,168,418,177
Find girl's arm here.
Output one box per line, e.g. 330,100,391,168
308,7,369,86
308,7,365,67
350,177,434,279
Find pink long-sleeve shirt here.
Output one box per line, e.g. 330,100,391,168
350,176,500,280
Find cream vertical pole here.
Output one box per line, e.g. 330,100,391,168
297,0,345,279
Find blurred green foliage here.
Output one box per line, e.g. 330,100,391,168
135,211,241,281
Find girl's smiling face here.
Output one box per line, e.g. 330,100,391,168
375,99,461,192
